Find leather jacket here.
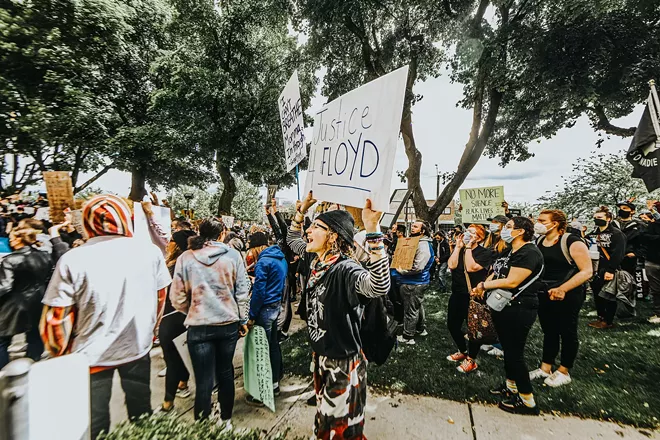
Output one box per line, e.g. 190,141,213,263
0,246,53,336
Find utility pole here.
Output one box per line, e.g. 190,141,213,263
435,164,440,199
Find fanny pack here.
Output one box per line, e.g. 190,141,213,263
486,264,544,312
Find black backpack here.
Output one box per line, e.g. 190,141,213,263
360,296,398,366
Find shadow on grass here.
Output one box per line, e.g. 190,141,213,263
281,290,660,429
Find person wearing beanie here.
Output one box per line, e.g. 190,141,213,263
394,221,435,346
287,192,390,440
40,195,172,440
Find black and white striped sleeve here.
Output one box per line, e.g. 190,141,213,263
355,253,391,299
287,226,307,257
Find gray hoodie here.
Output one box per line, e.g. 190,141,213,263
170,242,250,327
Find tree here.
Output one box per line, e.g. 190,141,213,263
296,0,660,223
538,152,660,219
151,0,316,215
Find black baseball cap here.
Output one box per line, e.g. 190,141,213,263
487,215,509,224
616,201,636,210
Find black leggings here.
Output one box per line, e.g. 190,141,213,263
447,293,480,358
491,298,538,395
538,288,585,369
159,312,190,402
591,275,617,324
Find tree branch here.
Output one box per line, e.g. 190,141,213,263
74,162,115,194
590,104,636,137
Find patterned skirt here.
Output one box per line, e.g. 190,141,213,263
312,351,368,440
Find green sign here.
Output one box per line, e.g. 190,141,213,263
459,186,505,224
243,326,275,412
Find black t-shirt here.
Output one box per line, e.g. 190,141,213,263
538,234,582,289
491,243,544,298
451,246,495,295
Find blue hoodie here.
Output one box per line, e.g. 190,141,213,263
249,245,288,320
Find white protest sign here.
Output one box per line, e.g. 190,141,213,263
133,202,172,244
173,331,199,385
28,354,90,440
304,66,408,212
459,186,505,224
34,207,50,221
279,71,306,172
222,215,235,229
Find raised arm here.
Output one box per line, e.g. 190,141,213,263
355,199,390,298
288,193,317,257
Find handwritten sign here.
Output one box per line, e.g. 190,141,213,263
222,215,235,229
459,186,505,224
304,66,409,212
279,71,306,172
243,326,275,412
43,171,74,223
390,236,421,270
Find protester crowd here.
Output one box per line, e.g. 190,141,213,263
1,189,660,439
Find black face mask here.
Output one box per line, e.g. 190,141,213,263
411,232,422,237
594,218,607,227
618,209,631,219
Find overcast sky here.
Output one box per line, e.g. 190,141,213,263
76,72,640,206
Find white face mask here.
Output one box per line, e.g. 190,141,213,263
463,230,472,244
534,222,556,236
489,223,500,233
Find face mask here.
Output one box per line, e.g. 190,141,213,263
501,228,516,244
618,209,631,219
594,218,607,227
462,230,472,244
534,222,548,236
489,223,500,233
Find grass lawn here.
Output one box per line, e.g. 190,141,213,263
282,288,660,429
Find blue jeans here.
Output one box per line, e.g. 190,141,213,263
187,323,239,420
255,302,283,384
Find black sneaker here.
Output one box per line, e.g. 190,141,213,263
498,395,540,416
306,394,316,406
245,395,264,407
489,383,515,396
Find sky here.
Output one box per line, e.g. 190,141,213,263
75,72,640,207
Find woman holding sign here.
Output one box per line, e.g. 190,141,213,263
287,191,390,440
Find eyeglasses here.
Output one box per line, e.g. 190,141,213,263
308,221,329,231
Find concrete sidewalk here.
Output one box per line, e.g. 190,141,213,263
103,316,659,440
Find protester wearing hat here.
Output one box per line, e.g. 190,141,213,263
394,220,435,346
485,215,510,257
613,200,645,278
246,231,269,276
41,195,172,440
287,191,389,440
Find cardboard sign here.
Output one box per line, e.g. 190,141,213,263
222,215,235,229
43,171,75,223
70,210,87,238
279,71,306,172
267,185,278,202
459,186,505,224
243,326,275,412
390,236,421,270
304,66,409,212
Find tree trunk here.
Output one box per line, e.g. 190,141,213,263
217,163,236,216
129,167,148,201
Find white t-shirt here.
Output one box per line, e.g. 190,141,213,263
43,236,171,367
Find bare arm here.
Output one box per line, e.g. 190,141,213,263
483,267,532,290
447,239,463,270
464,247,485,273
551,241,593,297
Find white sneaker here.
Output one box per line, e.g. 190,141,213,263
480,344,494,352
219,419,233,432
397,335,416,345
529,368,551,380
158,367,167,378
544,371,572,388
648,315,660,324
417,330,429,337
487,347,504,357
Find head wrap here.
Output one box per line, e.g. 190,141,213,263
83,195,134,238
316,210,355,247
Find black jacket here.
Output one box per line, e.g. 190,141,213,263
434,239,451,264
0,246,52,336
642,221,660,265
613,218,645,257
587,224,626,275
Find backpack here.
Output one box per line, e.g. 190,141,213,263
360,296,398,366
